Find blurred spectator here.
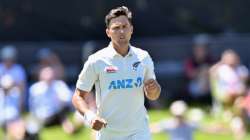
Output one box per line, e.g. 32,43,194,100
184,34,214,104
150,100,198,140
150,100,229,140
26,66,73,138
31,48,65,81
0,45,26,140
211,49,248,109
209,49,249,140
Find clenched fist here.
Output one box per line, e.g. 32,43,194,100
91,117,107,131
144,79,161,100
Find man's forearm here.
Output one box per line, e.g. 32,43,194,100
72,89,106,130
72,89,91,115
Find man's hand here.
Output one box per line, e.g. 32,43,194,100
144,79,161,100
91,117,107,131
144,79,159,92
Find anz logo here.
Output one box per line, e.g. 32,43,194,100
108,77,143,90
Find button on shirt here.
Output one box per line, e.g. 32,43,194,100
76,43,156,133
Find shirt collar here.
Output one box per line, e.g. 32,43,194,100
107,42,133,57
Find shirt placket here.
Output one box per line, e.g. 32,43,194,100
122,57,128,76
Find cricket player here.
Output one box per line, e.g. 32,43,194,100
72,6,161,140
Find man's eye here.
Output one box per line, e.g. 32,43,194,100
113,27,119,30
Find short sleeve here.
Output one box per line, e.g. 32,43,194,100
76,56,98,92
144,52,156,81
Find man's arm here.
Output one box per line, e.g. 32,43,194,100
72,88,106,131
72,89,90,115
144,79,161,100
143,52,161,101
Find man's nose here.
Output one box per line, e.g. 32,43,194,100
119,29,124,33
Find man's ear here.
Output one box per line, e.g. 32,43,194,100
131,25,133,34
106,28,111,38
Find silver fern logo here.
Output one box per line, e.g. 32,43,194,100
132,61,141,71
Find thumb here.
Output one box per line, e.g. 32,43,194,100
100,118,107,127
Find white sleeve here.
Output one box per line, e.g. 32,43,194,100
76,56,98,92
144,52,156,81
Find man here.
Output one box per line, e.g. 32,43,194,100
184,34,213,104
0,46,27,140
72,6,161,140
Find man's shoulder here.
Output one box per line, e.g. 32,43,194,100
87,47,109,62
131,46,149,57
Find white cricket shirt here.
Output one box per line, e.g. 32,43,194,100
76,43,156,133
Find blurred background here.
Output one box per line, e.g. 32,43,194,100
1,0,250,140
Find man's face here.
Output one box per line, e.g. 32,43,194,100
193,46,207,61
223,53,239,67
3,58,14,68
106,15,133,46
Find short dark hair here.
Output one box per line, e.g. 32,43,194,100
105,6,132,28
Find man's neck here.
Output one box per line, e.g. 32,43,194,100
112,42,129,57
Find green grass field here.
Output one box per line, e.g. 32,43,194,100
1,110,250,140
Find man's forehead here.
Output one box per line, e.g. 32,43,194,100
109,16,130,26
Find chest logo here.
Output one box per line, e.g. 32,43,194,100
108,77,143,90
105,66,118,73
132,61,141,71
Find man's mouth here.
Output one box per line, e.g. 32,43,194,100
119,36,125,39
